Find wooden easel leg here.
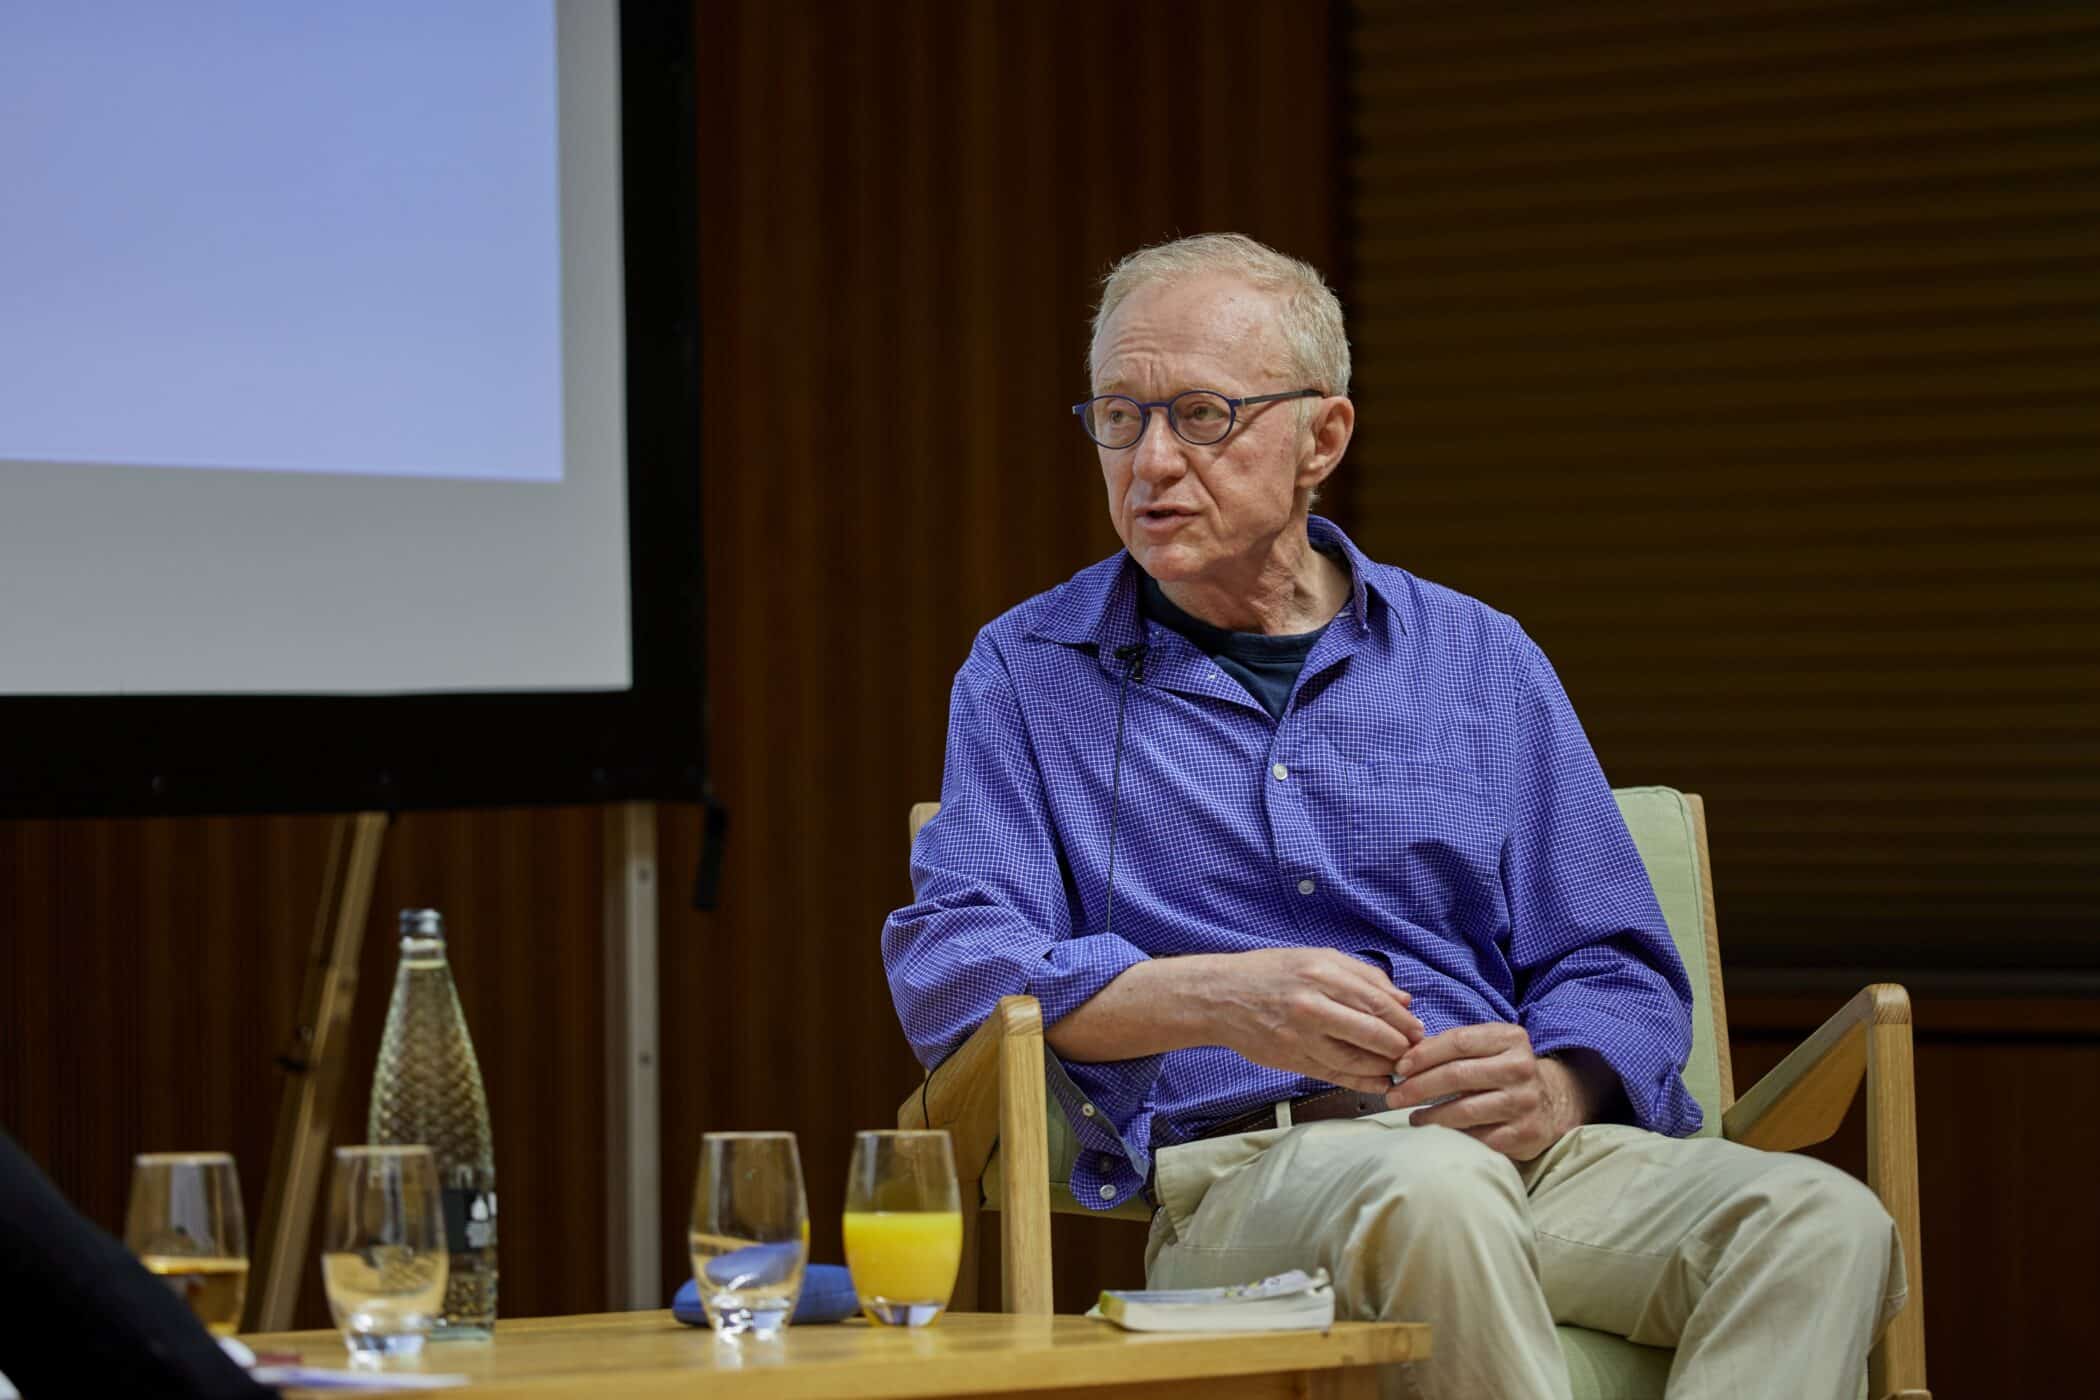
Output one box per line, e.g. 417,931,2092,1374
602,802,661,1310
247,811,389,1332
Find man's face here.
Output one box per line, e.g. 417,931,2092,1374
1089,274,1320,588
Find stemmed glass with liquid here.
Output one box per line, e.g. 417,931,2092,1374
842,1130,962,1326
689,1132,809,1338
321,1146,449,1361
126,1152,249,1337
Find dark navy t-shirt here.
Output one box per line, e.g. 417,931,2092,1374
1138,573,1331,720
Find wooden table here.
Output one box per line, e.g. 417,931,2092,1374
243,1310,1430,1399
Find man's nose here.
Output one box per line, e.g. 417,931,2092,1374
1130,408,1185,481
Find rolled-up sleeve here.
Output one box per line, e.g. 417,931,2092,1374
882,635,1165,1203
1502,636,1703,1137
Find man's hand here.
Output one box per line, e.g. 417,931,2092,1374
1385,1024,1612,1161
1194,948,1425,1095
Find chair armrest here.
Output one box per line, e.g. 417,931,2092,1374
894,995,1054,1314
1721,983,1927,1399
897,995,1019,1180
1721,983,1904,1152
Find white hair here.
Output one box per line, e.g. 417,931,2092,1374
1088,232,1351,399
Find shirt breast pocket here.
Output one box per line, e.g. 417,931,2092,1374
1349,760,1504,940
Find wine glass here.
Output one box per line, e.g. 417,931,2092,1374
689,1132,808,1338
842,1130,962,1326
126,1152,249,1337
321,1146,449,1360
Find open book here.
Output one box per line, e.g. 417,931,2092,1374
1092,1268,1335,1332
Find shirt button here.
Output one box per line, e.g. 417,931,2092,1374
1098,1184,1116,1201
1080,1103,1097,1118
1298,878,1316,895
1099,1155,1116,1171
1271,762,1289,781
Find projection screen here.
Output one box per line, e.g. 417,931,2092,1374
0,0,706,819
0,0,629,697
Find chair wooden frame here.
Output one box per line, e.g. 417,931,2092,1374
896,795,1928,1400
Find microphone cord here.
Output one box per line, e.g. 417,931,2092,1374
1104,641,1147,939
920,637,1147,1136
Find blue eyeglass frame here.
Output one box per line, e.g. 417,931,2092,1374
1070,387,1323,449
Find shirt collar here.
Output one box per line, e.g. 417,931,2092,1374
1026,514,1394,654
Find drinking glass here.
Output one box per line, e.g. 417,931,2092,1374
321,1146,449,1360
126,1152,249,1337
689,1132,808,1338
842,1130,962,1326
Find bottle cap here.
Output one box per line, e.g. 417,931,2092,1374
399,908,445,937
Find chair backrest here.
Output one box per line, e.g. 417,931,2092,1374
908,784,1730,1217
1610,786,1731,1130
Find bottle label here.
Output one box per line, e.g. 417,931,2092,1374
443,1187,499,1252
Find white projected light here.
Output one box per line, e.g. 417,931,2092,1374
0,1,631,695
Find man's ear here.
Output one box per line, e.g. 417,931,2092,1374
1297,395,1355,492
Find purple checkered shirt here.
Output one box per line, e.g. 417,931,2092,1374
883,517,1700,1211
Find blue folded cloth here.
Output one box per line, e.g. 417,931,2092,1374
673,1253,858,1327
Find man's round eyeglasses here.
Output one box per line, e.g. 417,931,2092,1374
1071,387,1322,450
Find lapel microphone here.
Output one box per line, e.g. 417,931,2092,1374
1104,641,1147,938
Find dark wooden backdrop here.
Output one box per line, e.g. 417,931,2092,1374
1344,0,2100,982
1,808,609,1326
1,3,2093,1394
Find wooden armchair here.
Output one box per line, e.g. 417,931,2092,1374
897,787,1927,1400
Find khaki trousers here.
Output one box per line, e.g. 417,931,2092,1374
1144,1112,1908,1400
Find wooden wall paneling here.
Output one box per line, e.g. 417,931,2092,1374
340,807,610,1325
0,808,609,1330
0,824,54,1167
2,816,328,1305
1343,0,2100,975
666,0,1341,1306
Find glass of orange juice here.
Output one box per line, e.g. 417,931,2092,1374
842,1130,962,1326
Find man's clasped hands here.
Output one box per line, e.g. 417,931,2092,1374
1197,948,1611,1162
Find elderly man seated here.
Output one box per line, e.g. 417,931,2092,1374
882,232,1907,1399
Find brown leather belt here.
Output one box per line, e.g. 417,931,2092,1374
1194,1086,1394,1142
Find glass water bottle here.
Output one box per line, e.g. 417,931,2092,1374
368,908,498,1337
